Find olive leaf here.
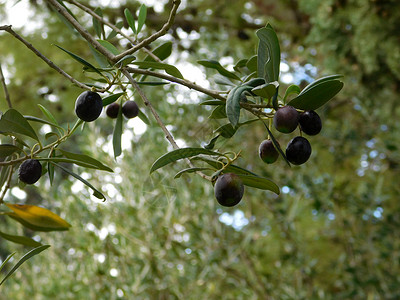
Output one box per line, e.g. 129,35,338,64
197,60,241,81
287,79,344,110
150,148,223,174
0,109,39,141
0,245,50,285
256,24,280,82
0,245,50,286
6,204,71,231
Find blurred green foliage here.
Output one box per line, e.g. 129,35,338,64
1,0,399,298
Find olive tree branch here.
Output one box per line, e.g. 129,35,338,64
126,67,226,101
45,0,115,62
121,68,211,181
0,25,93,90
0,63,12,109
113,0,181,63
65,0,161,62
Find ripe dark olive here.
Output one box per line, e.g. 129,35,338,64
18,159,42,184
75,91,103,122
273,106,299,133
286,136,312,165
106,102,120,119
299,110,322,136
214,173,244,207
259,139,279,164
122,101,139,119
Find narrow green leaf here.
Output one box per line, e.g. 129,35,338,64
37,104,59,126
0,144,21,158
236,174,280,194
283,84,301,103
226,87,240,127
0,252,16,273
144,42,173,61
174,167,212,179
102,92,125,106
0,109,39,141
215,120,263,141
54,44,102,76
137,109,150,125
132,61,184,79
226,85,253,127
200,100,226,106
113,108,123,158
51,162,106,200
47,150,55,186
300,74,344,95
150,148,223,174
244,77,266,88
196,157,259,176
288,80,344,110
24,115,64,131
57,149,113,172
0,231,42,247
214,74,235,87
37,157,111,171
114,55,136,67
251,82,278,100
204,135,220,150
124,8,136,34
246,55,258,73
209,105,227,119
233,58,248,72
97,39,119,55
214,123,236,138
137,4,147,34
89,44,109,68
69,119,83,136
256,24,280,81
92,8,104,38
107,21,124,40
197,60,241,81
0,245,50,286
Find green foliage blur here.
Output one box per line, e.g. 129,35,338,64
0,0,399,298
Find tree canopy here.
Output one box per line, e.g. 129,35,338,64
0,0,399,299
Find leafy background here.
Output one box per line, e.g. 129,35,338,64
0,0,399,298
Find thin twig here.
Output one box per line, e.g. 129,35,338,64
126,66,226,101
0,165,14,204
122,68,211,181
0,121,78,167
113,0,181,63
65,0,161,62
0,63,12,109
45,0,115,62
0,25,92,90
122,68,179,149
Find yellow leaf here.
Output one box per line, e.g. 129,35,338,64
5,204,71,230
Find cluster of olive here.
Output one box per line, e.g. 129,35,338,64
259,106,322,165
17,91,139,185
214,106,322,207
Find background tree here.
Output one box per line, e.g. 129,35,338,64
0,0,399,299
